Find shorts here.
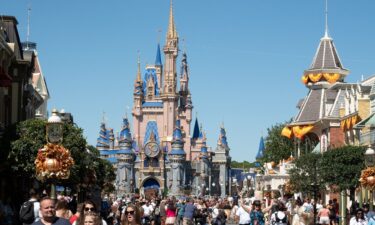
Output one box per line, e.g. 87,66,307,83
319,216,330,224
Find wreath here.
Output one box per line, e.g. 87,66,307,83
35,143,74,181
359,167,375,188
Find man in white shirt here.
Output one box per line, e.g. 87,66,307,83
236,199,251,225
142,201,154,218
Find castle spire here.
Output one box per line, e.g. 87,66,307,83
136,53,142,82
167,0,178,39
155,43,162,66
324,0,329,38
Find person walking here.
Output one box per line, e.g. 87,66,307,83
165,199,177,225
235,199,250,225
183,198,196,225
317,205,331,225
31,197,70,225
349,208,367,225
20,189,41,225
78,211,102,225
122,204,141,225
73,200,108,225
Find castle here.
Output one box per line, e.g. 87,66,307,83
97,2,231,198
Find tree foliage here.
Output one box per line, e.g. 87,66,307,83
289,153,324,195
6,119,115,193
231,160,255,169
261,121,294,164
289,145,366,195
320,145,365,191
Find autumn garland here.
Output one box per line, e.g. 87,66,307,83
35,143,74,181
359,167,375,189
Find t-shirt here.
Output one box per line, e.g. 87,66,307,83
177,203,185,216
183,203,196,220
142,205,154,217
236,207,250,224
32,217,71,225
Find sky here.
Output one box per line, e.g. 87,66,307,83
1,0,375,161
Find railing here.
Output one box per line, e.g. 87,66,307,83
360,130,375,145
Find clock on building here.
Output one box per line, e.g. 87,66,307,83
144,142,160,158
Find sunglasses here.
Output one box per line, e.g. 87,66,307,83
125,210,135,215
84,207,95,212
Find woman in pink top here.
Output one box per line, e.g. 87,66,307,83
318,204,331,225
165,199,177,225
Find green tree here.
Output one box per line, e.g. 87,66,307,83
320,145,365,191
6,119,115,194
261,121,294,164
231,160,255,169
289,153,324,195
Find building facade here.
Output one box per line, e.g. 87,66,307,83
98,3,231,198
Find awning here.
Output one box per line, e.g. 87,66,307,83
340,114,361,131
0,67,12,87
354,113,375,129
281,124,314,139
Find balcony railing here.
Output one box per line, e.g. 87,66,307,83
360,130,375,146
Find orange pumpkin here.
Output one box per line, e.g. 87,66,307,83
44,158,61,172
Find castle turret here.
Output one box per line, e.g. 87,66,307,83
168,119,186,195
96,122,110,150
133,56,144,115
199,134,210,196
155,44,163,91
213,125,232,197
117,116,136,194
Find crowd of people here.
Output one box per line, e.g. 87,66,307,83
2,189,375,225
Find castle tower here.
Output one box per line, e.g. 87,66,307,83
199,136,210,196
179,52,193,160
96,122,110,150
168,120,186,195
117,117,136,194
213,125,231,197
162,0,179,144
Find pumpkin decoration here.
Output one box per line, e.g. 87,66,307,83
35,143,74,181
360,167,375,188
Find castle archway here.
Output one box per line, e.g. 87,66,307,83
142,177,160,200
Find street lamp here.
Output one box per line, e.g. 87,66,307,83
211,182,216,196
35,109,74,200
365,145,375,211
365,146,375,167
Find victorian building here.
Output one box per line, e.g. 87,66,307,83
97,3,231,198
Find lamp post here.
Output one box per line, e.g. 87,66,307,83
212,182,216,196
35,109,74,200
365,145,375,211
233,178,238,195
45,109,63,200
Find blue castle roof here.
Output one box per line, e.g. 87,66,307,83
96,123,110,148
143,68,160,96
218,126,228,147
118,117,134,153
155,43,162,66
192,117,200,139
144,121,160,144
170,119,186,155
256,136,265,159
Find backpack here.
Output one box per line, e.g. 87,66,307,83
19,200,35,224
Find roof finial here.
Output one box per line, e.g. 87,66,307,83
26,5,31,46
157,29,162,44
324,0,329,38
102,111,106,125
167,0,177,39
136,51,142,82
